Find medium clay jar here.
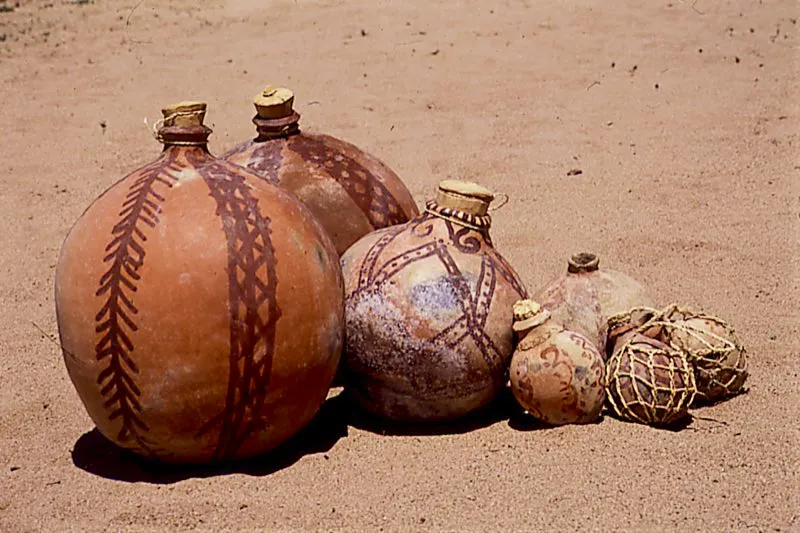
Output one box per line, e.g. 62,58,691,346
224,86,419,256
509,300,605,426
55,102,344,464
341,180,528,423
533,252,654,357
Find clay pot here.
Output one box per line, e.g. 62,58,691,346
224,86,419,256
533,252,654,358
621,305,747,404
509,300,605,425
607,306,662,353
605,333,696,426
341,180,528,422
55,102,344,464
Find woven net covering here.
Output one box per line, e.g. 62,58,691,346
606,334,696,426
650,305,748,403
606,306,661,350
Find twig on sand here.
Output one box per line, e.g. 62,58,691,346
127,0,145,26
31,321,65,352
587,80,601,91
694,415,729,426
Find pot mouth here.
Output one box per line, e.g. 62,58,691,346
156,101,211,146
252,85,301,140
254,85,295,119
512,299,551,332
436,179,494,216
568,252,599,273
424,179,495,230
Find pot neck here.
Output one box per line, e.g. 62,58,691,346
253,112,301,142
156,124,212,149
424,199,492,231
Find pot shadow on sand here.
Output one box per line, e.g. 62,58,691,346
71,391,351,484
602,407,694,432
506,409,606,431
345,387,516,437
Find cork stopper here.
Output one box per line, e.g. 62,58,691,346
435,180,495,216
254,86,295,119
568,252,600,273
512,299,551,332
161,101,207,128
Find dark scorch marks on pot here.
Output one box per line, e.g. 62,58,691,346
194,156,282,461
93,150,182,456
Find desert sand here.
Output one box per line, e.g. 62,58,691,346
0,0,798,531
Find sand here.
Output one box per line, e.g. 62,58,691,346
0,0,798,530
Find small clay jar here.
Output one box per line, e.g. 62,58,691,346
509,300,605,425
224,86,419,256
55,102,344,464
533,252,655,357
341,180,528,423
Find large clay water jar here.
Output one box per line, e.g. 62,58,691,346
533,252,654,358
341,180,528,422
55,102,344,464
224,86,419,256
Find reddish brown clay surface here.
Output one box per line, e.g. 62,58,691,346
55,116,344,463
1,0,797,530
510,320,605,426
342,200,527,422
225,119,419,256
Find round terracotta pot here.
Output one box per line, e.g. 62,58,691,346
55,102,344,464
662,312,747,403
341,180,528,422
533,252,655,358
224,85,419,256
509,300,605,426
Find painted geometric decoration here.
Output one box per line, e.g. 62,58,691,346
55,102,343,463
224,86,419,256
341,180,527,423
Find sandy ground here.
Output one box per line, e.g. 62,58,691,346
1,0,798,531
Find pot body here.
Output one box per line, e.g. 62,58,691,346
605,333,696,426
341,213,527,422
55,146,344,463
225,131,419,256
534,266,653,356
510,324,605,425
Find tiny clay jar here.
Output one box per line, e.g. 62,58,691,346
509,300,605,425
533,252,655,358
224,85,419,256
55,102,344,464
341,180,528,423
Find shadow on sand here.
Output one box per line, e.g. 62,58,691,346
602,407,694,432
506,408,607,431
71,391,351,484
345,387,514,437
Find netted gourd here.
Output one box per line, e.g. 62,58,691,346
605,333,696,426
